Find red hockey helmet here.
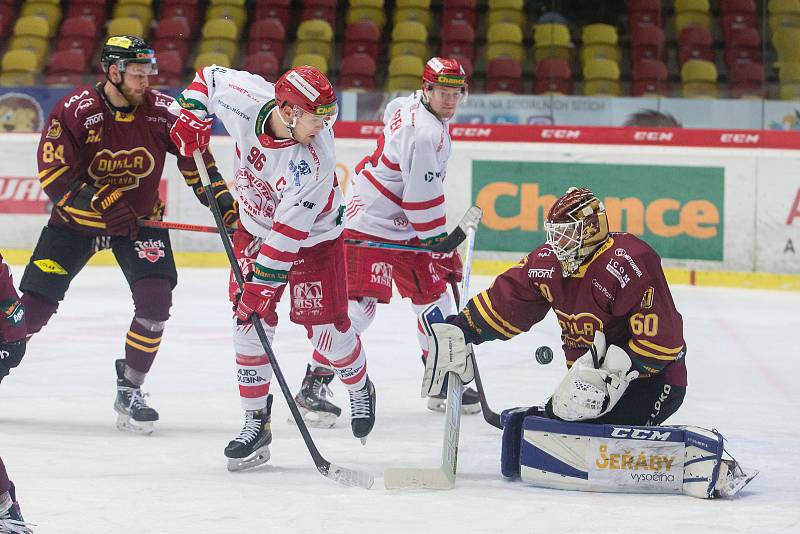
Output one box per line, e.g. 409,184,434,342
544,187,609,276
274,66,338,121
422,57,467,89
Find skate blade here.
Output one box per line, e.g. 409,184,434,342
116,413,154,435
287,407,338,429
717,467,759,498
226,445,271,472
426,397,481,415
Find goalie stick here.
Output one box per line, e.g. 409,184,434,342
140,207,482,255
383,211,481,490
191,151,373,489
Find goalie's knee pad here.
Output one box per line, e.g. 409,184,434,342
505,416,756,499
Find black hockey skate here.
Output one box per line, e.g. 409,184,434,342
427,384,482,415
348,377,376,444
225,394,273,472
114,359,159,435
291,364,342,429
0,482,33,534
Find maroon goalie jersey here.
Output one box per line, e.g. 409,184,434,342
454,233,687,386
36,84,218,233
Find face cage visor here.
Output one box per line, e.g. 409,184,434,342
291,102,339,130
115,57,159,76
425,84,468,105
544,219,584,263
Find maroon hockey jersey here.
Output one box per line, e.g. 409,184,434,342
36,84,219,233
454,233,687,386
0,252,19,303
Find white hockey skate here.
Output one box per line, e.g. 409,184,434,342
225,395,273,472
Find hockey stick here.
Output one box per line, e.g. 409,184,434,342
448,280,503,430
383,217,480,490
345,205,482,254
139,211,479,255
138,219,233,234
191,150,373,489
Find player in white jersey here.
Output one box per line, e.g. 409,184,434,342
169,65,376,471
292,57,480,426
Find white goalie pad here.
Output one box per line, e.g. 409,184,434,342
516,416,757,499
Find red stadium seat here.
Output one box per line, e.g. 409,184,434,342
485,57,523,93
629,11,663,29
442,0,477,28
243,51,281,82
729,61,765,98
301,0,337,26
631,58,670,96
247,18,287,60
725,27,762,68
149,74,183,88
255,0,292,29
630,24,666,62
626,0,661,12
339,53,377,90
66,1,107,24
534,57,572,94
153,17,192,60
721,12,758,40
45,73,87,86
48,49,90,74
343,21,381,59
160,3,200,32
678,26,714,66
155,50,183,77
440,21,476,62
721,0,756,14
55,16,98,54
0,3,15,40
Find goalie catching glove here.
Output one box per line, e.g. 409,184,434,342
420,311,474,397
550,330,639,421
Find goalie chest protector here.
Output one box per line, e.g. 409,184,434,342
501,412,729,498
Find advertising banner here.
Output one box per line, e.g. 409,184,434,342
472,161,725,260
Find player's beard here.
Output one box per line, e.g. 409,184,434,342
121,84,146,106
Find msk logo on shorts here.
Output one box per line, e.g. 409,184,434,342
293,281,323,312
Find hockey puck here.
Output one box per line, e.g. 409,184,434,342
535,346,553,365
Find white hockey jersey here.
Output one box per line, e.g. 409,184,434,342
345,91,451,244
171,65,343,287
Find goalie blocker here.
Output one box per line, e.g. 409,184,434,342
500,410,757,499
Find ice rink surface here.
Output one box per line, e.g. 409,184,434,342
1,265,799,534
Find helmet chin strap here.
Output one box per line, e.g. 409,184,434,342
103,69,134,113
420,86,444,122
272,105,299,140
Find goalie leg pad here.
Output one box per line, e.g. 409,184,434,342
513,417,756,498
500,406,546,479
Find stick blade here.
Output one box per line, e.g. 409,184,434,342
383,467,455,490
321,462,374,489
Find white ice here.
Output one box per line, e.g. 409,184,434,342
1,265,799,534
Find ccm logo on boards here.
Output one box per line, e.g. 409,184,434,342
451,127,492,137
541,129,581,139
719,133,759,144
359,125,384,135
633,131,674,142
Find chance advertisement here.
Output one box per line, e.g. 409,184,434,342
472,161,725,261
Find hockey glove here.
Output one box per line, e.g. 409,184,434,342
421,320,474,397
170,109,213,157
431,249,463,283
550,331,639,421
196,171,239,228
90,184,139,239
234,281,280,325
0,299,26,383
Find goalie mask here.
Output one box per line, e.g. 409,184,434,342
545,187,609,277
274,66,338,139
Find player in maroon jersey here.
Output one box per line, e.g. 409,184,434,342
12,36,238,435
0,253,32,532
423,187,687,425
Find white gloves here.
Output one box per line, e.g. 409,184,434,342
551,331,640,421
421,322,475,397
